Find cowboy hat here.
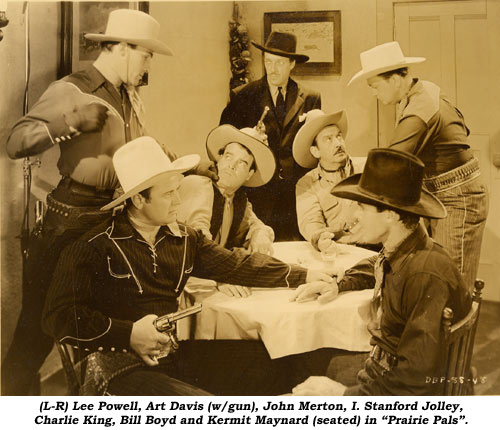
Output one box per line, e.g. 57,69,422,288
101,137,200,211
206,125,276,187
292,109,348,168
348,41,425,86
331,148,446,219
85,9,173,56
252,31,309,63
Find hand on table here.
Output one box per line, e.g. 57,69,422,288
292,376,347,396
217,283,251,298
130,314,172,366
290,280,339,304
291,266,344,304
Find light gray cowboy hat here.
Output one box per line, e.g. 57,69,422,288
85,9,173,56
292,109,348,168
101,136,200,211
331,148,446,219
348,41,425,86
206,125,276,188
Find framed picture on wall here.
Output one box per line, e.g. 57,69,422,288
263,10,341,76
59,1,149,78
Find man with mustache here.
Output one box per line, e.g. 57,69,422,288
220,32,321,241
293,110,366,255
42,137,336,395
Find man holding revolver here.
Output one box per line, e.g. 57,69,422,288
43,137,337,395
2,10,181,396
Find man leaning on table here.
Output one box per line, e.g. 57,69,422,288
291,148,471,395
177,125,276,298
42,136,336,396
293,109,365,255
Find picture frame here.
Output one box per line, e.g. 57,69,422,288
59,1,149,78
263,10,341,76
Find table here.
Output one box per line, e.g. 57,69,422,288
178,242,376,359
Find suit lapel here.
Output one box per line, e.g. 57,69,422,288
283,79,304,130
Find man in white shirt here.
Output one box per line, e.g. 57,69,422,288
293,110,366,255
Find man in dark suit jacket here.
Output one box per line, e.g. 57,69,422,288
220,32,321,240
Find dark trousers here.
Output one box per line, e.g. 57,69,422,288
1,181,112,395
108,340,292,396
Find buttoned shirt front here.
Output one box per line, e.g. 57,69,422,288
295,157,366,248
6,65,145,189
43,211,302,354
339,226,471,396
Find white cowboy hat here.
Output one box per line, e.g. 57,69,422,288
206,125,276,187
348,41,425,86
101,137,200,211
292,109,348,168
85,9,173,56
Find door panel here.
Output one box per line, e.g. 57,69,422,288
379,0,500,300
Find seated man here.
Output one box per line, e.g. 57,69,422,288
43,136,334,396
177,125,275,254
293,110,365,255
177,125,276,298
291,148,471,396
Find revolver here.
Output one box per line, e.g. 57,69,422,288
153,304,202,358
153,303,202,333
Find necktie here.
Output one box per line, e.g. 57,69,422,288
368,252,387,333
120,85,132,141
395,95,409,125
218,196,233,247
125,85,146,130
275,86,286,125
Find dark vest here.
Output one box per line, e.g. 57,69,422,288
209,185,248,249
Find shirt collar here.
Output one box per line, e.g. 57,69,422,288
82,64,115,93
268,81,287,104
93,57,122,88
108,210,187,240
384,224,427,273
310,157,353,182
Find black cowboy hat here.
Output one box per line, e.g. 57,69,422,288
331,148,446,219
251,31,309,63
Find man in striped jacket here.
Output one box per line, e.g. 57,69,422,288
43,137,336,395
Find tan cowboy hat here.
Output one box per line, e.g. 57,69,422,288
85,9,173,56
331,148,446,219
206,125,276,188
348,41,425,86
292,109,348,168
252,31,309,63
101,137,200,211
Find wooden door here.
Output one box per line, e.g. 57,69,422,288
377,0,500,301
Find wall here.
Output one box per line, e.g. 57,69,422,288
142,1,233,157
238,0,378,156
0,1,61,361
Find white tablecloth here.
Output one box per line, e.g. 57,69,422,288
179,242,375,359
